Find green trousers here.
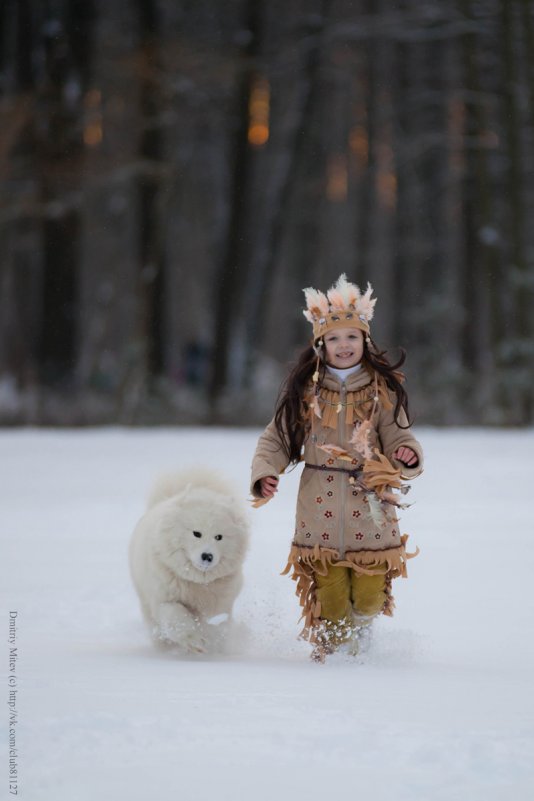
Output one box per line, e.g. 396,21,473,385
314,562,387,623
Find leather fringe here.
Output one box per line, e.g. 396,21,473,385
307,375,394,430
280,536,418,641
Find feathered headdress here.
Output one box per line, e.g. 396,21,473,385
303,274,376,340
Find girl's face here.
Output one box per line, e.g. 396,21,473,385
323,327,364,369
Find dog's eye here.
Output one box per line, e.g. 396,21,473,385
193,531,202,538
214,534,223,541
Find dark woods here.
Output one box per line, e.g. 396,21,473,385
1,0,533,425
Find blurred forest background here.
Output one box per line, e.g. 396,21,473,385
1,0,534,426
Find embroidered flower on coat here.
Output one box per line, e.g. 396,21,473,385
324,510,333,518
315,496,323,504
352,510,361,518
301,521,306,528
355,532,364,540
305,532,311,538
327,475,334,483
375,533,381,539
352,490,358,496
327,458,335,465
322,533,330,541
327,491,333,497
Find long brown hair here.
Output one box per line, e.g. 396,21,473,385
274,337,412,464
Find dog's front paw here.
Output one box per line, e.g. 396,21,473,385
157,617,207,653
179,624,208,654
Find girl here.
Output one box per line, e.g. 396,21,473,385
250,274,424,662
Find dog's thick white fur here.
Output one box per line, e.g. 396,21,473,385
129,469,249,653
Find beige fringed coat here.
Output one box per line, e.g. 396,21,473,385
250,366,424,631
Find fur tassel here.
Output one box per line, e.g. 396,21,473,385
317,443,353,461
362,450,403,495
250,495,271,508
310,394,322,419
363,493,396,527
350,418,374,460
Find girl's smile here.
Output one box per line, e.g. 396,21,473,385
323,327,364,369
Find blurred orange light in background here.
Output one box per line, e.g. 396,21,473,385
327,153,348,202
84,88,102,109
349,125,368,168
248,76,270,147
377,172,397,209
84,122,103,147
84,88,103,147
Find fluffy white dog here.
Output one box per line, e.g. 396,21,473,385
129,469,249,653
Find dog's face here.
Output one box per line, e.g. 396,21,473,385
156,487,249,584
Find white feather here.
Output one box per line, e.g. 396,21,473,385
303,287,329,317
358,282,376,323
302,275,377,324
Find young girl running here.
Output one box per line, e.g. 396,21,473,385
250,274,424,661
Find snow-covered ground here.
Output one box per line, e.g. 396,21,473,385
2,426,533,801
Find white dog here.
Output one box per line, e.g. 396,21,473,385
129,469,249,653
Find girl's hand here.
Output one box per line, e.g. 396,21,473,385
394,446,418,467
260,476,279,498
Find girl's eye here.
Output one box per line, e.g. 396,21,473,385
193,531,202,538
214,534,223,541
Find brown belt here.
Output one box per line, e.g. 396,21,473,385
304,462,363,480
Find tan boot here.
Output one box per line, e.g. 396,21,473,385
310,642,333,663
310,617,353,662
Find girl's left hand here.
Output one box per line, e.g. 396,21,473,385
394,446,418,467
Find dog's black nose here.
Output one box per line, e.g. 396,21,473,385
201,552,213,563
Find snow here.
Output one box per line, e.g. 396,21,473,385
2,426,534,801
